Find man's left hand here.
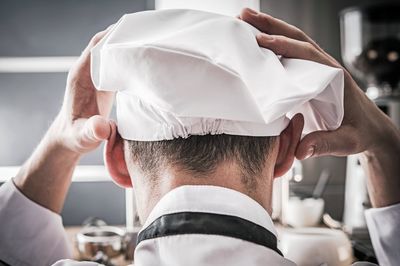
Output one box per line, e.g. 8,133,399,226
14,27,115,213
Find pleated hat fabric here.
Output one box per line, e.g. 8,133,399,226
91,9,344,141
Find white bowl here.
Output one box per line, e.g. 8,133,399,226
286,197,324,227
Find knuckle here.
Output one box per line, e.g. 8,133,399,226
261,13,273,28
273,36,289,55
305,42,319,58
274,35,286,42
346,137,360,152
304,42,315,52
316,139,331,155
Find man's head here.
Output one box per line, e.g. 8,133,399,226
92,10,342,222
104,114,304,221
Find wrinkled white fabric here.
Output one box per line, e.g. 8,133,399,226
365,204,400,266
91,9,344,141
0,180,72,266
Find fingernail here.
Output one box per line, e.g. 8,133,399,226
304,146,315,159
246,8,258,15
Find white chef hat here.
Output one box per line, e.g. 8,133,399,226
91,9,344,141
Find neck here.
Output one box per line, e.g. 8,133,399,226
138,161,274,222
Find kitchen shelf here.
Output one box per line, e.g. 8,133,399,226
0,56,78,73
0,165,111,183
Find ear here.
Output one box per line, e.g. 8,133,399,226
104,122,133,188
274,113,304,177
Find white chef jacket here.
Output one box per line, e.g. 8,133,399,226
0,179,399,266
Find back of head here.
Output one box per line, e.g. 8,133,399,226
127,134,276,191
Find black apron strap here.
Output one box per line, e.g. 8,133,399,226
137,211,283,256
0,259,12,266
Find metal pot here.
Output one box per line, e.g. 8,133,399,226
76,226,125,263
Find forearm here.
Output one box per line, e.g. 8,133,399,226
362,122,400,266
361,120,400,208
14,117,81,214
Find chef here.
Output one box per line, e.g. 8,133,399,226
0,8,399,266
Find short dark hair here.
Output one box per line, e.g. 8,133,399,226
127,134,276,189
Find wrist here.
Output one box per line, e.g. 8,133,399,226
14,116,81,213
364,120,400,157
361,121,400,208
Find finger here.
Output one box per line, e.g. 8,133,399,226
69,24,116,82
89,24,115,47
241,8,311,44
256,33,335,66
96,90,116,116
275,113,304,177
284,113,305,160
72,27,114,73
296,126,360,159
241,8,339,63
80,24,115,56
80,115,112,144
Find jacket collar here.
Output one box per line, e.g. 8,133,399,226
142,185,277,237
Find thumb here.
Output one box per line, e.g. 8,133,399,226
296,126,359,159
80,115,112,145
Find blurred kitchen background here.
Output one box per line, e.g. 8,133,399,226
0,0,398,227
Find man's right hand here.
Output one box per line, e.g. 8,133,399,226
240,8,400,208
14,27,115,213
